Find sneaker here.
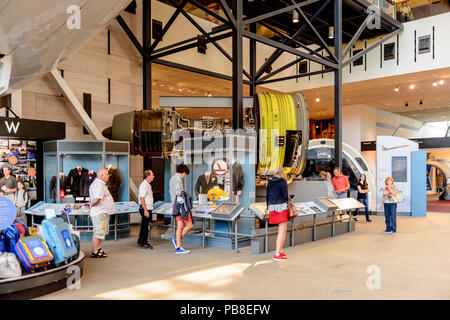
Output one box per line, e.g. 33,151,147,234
273,254,287,261
171,238,177,249
388,231,396,235
382,230,391,233
175,247,190,254
138,243,153,249
366,219,372,222
280,251,286,257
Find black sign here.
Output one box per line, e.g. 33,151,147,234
0,117,65,140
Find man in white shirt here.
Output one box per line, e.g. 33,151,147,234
137,170,155,249
88,168,114,258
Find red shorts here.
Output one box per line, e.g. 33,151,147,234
176,212,192,224
269,210,290,224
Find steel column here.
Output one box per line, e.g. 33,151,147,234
232,0,243,130
334,0,343,169
143,0,151,110
249,23,257,96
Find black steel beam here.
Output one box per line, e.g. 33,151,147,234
152,27,232,55
293,4,337,62
343,28,402,67
256,68,334,85
116,15,144,56
249,22,257,96
258,47,324,82
149,0,188,53
334,0,343,169
153,59,251,85
254,0,331,80
242,0,321,25
171,0,251,80
243,30,338,69
218,0,237,27
143,0,151,110
232,0,243,130
188,0,230,25
342,12,375,59
151,32,233,60
259,21,330,63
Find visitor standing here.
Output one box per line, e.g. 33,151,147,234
354,174,371,222
380,176,399,234
332,167,350,199
169,164,193,254
266,167,290,261
88,168,114,258
137,170,155,249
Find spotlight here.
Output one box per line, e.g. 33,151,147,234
405,101,408,107
207,92,212,97
409,84,415,89
433,82,438,87
439,80,445,85
315,98,320,102
292,11,299,23
328,26,334,39
394,86,400,92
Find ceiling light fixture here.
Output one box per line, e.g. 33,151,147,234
409,84,415,89
433,82,438,87
419,99,423,105
439,80,445,85
292,11,299,23
328,26,334,39
394,86,400,92
207,92,212,97
315,98,320,102
405,101,408,107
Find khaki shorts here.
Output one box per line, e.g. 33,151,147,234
91,213,110,240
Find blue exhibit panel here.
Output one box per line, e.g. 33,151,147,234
411,151,427,217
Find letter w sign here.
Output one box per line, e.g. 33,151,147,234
5,121,20,134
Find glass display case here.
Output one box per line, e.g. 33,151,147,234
43,140,130,236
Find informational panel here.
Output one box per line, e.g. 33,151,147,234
0,196,15,230
376,136,418,214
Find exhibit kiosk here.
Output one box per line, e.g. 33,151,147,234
25,140,138,241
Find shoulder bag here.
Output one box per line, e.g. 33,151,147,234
287,198,298,219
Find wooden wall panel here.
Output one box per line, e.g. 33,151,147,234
110,79,143,108
109,29,141,62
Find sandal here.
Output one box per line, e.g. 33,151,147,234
91,249,107,258
98,248,107,257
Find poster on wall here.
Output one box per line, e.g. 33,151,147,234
0,138,38,200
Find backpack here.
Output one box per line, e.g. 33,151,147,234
13,220,29,238
3,224,20,253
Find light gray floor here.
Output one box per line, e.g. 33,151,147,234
38,212,450,300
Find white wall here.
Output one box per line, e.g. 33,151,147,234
262,13,450,92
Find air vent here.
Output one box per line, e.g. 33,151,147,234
298,61,307,74
384,42,395,61
152,19,163,41
418,35,431,54
352,49,363,66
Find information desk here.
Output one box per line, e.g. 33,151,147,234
250,198,365,254
152,201,247,253
25,201,139,241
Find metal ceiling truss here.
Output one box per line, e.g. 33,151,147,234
115,0,403,168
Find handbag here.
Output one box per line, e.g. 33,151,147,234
287,198,298,219
394,190,404,203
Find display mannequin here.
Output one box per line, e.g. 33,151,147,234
80,169,97,197
49,172,68,202
107,164,121,201
194,171,218,198
67,166,88,197
232,161,244,201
